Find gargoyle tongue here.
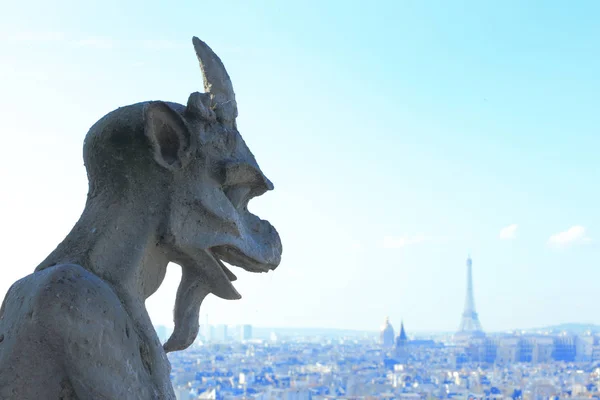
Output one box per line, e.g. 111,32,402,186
165,250,241,353
164,265,209,353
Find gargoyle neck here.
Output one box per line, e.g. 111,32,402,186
36,195,169,299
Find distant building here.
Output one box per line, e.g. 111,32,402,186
240,324,253,341
577,334,600,362
202,324,214,342
455,255,485,342
201,315,213,342
395,321,410,363
531,337,554,363
553,334,576,361
215,324,228,342
494,336,520,364
456,333,591,365
380,317,395,348
155,325,168,343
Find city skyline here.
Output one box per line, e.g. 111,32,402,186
157,252,599,335
156,310,600,338
1,1,600,332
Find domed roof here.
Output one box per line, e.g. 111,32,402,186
381,317,394,333
380,317,395,347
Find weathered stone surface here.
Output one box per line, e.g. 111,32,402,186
0,37,282,399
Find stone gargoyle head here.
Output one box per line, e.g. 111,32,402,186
55,37,282,352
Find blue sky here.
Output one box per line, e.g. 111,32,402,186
1,0,599,333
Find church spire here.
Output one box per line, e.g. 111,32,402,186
395,320,410,363
399,320,407,341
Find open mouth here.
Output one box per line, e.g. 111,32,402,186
211,245,276,275
203,245,277,300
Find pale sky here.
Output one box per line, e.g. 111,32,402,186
1,0,599,333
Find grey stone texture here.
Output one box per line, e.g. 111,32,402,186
0,37,282,399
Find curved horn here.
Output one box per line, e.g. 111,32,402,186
192,36,237,127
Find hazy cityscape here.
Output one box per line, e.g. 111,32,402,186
160,257,600,399
2,2,599,399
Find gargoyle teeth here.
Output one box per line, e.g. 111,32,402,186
220,261,238,282
208,249,238,282
187,249,240,300
211,245,274,273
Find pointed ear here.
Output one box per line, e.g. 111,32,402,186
144,101,193,170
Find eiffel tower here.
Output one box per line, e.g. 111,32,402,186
457,255,484,338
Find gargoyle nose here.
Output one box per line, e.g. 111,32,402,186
262,174,274,191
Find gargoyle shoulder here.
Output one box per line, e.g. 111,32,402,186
1,264,124,340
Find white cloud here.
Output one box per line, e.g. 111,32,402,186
548,225,591,248
499,224,518,240
382,235,427,249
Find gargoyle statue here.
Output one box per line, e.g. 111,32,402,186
0,37,282,399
